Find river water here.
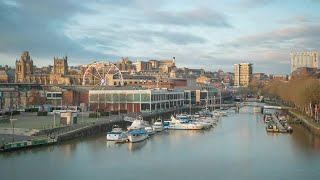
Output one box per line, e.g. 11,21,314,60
1,106,320,180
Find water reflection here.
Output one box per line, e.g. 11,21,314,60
105,141,122,149
128,140,147,152
290,124,320,152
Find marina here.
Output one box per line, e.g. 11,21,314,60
108,109,223,144
1,106,320,180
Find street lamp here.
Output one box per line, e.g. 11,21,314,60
10,117,17,142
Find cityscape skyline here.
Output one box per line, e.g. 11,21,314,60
0,0,320,74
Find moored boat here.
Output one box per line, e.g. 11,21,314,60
164,115,205,130
106,125,127,141
127,116,148,143
127,128,148,143
152,119,164,132
266,122,279,132
145,126,156,136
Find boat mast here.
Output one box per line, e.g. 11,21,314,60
213,96,216,111
189,91,191,115
219,89,222,110
206,90,208,110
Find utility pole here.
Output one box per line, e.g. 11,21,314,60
219,89,222,110
206,90,209,110
10,112,17,142
213,96,216,111
189,91,192,115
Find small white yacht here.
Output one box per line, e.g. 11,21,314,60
212,111,227,117
128,128,148,143
152,119,164,132
145,126,156,136
106,125,127,141
194,116,216,127
127,116,148,143
127,116,145,131
164,115,205,130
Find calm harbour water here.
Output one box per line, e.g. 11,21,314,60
1,106,320,180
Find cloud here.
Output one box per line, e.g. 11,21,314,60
0,0,103,65
239,0,275,8
222,25,320,50
148,7,232,28
0,0,319,74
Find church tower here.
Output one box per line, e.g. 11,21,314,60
53,56,68,75
15,51,33,83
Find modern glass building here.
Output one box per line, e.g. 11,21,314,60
89,87,185,112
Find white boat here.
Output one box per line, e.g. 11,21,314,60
152,119,164,132
127,116,148,143
212,111,221,117
127,116,145,131
106,125,127,141
164,115,205,130
219,111,228,116
198,108,213,117
189,119,211,129
145,126,156,136
128,128,148,143
212,110,227,117
194,116,217,127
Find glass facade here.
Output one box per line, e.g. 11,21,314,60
89,89,185,112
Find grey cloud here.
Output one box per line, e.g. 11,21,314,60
222,25,320,50
0,0,103,62
136,30,207,45
148,7,232,28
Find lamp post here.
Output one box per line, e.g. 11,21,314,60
219,89,222,110
10,117,17,142
118,92,121,119
189,91,192,115
213,96,216,111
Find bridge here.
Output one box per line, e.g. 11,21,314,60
237,102,292,112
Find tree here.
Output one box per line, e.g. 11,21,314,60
27,89,46,108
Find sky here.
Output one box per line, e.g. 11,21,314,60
0,0,319,74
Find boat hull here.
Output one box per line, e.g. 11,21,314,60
128,133,148,143
166,124,204,130
152,126,164,132
106,133,127,141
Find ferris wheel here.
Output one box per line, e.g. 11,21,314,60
82,61,124,86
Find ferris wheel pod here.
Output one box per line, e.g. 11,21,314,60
82,61,124,86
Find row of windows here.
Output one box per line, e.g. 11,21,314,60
90,93,150,103
151,94,184,101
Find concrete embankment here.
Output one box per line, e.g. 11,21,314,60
288,111,320,136
57,121,128,142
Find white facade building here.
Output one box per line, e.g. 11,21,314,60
290,51,318,73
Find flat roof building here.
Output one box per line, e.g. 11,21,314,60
290,51,318,74
234,63,253,87
89,87,185,113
